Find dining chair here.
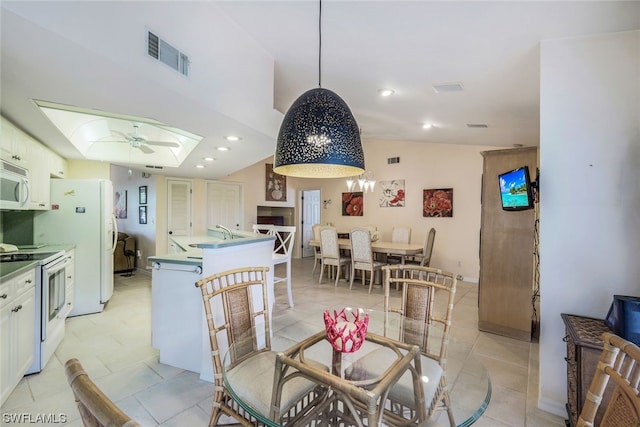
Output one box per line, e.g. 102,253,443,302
311,224,323,276
319,225,350,286
406,227,436,268
349,227,385,293
387,225,411,265
271,225,296,308
195,266,320,426
252,223,275,235
576,332,640,427
65,358,141,427
345,264,458,426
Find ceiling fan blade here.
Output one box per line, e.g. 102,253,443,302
138,144,155,154
145,140,181,148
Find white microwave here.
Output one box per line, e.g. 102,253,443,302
0,160,30,210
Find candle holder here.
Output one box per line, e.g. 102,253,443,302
324,308,369,353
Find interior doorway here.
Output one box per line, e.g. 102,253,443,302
301,189,321,258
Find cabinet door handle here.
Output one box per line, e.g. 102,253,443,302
25,279,32,284
563,335,569,342
0,293,7,299
11,304,22,312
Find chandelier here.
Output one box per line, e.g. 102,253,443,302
346,171,375,193
273,0,365,178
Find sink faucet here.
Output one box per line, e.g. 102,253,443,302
215,224,233,240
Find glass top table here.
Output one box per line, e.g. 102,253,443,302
222,309,490,426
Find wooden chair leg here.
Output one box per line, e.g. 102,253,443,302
285,260,293,308
349,265,355,289
318,263,325,284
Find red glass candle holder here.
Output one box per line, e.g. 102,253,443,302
324,308,369,353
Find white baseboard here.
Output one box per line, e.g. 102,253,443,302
538,396,567,418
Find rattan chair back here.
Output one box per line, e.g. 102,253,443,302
381,264,458,425
195,266,271,426
577,332,640,427
65,358,141,427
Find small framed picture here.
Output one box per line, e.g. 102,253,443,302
139,186,148,205
139,206,147,224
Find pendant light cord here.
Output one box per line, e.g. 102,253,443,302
318,0,322,88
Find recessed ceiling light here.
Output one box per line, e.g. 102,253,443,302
422,123,433,130
196,164,205,169
378,88,395,97
203,157,215,162
217,146,230,151
225,135,241,141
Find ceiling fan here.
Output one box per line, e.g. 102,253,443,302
92,123,181,154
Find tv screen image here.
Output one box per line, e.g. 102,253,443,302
498,166,534,210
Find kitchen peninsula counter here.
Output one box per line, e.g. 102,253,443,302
149,228,275,382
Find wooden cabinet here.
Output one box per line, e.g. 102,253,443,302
478,147,537,341
561,314,613,427
0,268,36,406
27,141,50,210
0,117,29,168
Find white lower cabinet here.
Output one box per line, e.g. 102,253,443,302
0,268,36,406
62,249,75,318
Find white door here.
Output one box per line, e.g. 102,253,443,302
167,179,192,243
301,189,321,258
206,181,243,230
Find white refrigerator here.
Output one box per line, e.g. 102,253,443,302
34,179,116,316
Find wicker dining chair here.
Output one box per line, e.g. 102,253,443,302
576,332,640,427
65,358,141,427
345,264,458,426
318,226,350,286
349,227,385,293
195,266,319,426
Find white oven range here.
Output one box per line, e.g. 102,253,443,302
15,250,69,374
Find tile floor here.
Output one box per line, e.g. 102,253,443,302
1,258,566,426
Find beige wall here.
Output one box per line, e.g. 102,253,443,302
67,159,110,179
222,140,499,279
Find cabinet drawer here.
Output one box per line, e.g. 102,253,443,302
65,250,76,284
14,270,35,295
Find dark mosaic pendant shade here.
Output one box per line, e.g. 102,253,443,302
274,87,365,178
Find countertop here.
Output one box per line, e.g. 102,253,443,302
0,244,75,281
148,229,274,266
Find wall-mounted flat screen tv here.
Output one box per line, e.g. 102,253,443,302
498,166,534,211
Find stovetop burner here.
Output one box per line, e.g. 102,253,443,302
0,253,36,262
0,251,63,264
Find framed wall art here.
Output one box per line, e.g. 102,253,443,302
342,192,363,216
114,190,127,219
265,163,287,201
139,186,147,205
139,206,148,224
423,188,453,217
379,179,405,207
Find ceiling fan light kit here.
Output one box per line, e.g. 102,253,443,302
273,0,365,179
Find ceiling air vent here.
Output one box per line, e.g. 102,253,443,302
145,165,164,169
432,82,464,93
466,123,488,128
147,30,190,77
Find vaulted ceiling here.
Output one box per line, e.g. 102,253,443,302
1,1,638,179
